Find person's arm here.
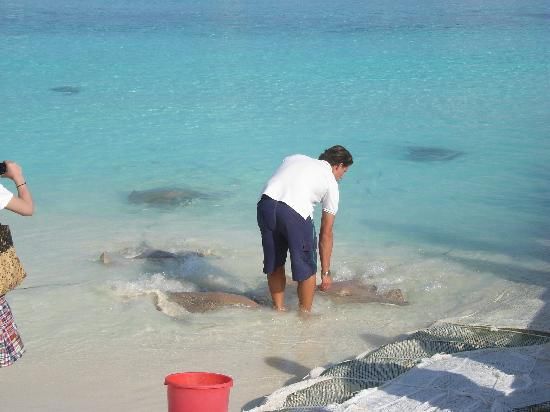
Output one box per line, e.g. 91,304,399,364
318,210,335,291
2,161,34,216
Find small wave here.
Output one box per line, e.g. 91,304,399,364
334,261,387,281
109,273,195,299
108,273,197,317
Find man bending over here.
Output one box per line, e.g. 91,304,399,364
257,145,353,312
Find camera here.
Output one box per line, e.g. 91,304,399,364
0,162,6,175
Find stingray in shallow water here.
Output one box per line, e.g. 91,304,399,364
50,86,81,95
153,280,407,314
127,187,207,207
99,247,203,263
404,146,464,162
318,280,407,305
154,291,260,313
100,248,408,313
130,248,204,260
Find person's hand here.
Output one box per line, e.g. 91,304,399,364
319,274,332,291
2,161,24,183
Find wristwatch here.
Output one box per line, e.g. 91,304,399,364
321,270,331,278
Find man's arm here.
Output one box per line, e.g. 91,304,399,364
318,210,335,291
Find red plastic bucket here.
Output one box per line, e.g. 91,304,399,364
164,372,233,412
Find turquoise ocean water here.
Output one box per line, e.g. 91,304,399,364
1,1,549,410
2,0,549,259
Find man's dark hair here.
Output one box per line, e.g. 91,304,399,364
318,145,353,167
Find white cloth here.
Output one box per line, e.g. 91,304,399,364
0,184,13,210
262,154,339,219
336,344,550,412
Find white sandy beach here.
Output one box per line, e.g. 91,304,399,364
1,215,548,412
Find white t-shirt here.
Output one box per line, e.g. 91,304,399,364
262,154,339,219
0,184,13,210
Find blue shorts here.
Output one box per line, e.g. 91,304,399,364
257,195,317,281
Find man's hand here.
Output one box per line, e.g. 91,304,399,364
319,273,332,291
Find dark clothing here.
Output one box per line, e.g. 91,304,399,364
257,195,317,281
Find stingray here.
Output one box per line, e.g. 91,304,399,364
127,187,207,207
99,248,203,263
153,291,260,313
404,146,464,162
131,248,204,260
50,86,81,95
318,280,407,306
153,281,407,314
150,278,407,314
245,278,408,309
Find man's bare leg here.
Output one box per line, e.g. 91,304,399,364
297,274,316,312
268,265,286,311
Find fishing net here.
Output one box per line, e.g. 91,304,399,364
252,322,550,411
512,401,550,412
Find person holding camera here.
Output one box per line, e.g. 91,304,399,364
0,160,34,367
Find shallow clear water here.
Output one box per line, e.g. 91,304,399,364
1,0,549,410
